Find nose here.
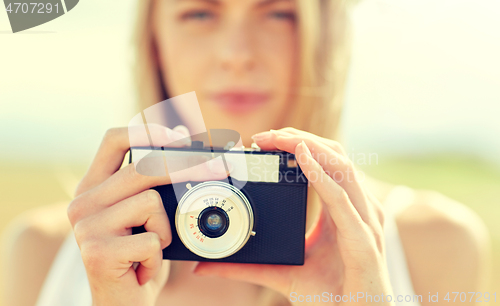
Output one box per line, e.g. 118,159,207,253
217,20,255,73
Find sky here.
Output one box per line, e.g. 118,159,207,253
343,0,500,164
0,0,499,166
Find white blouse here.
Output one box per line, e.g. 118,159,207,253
35,185,421,306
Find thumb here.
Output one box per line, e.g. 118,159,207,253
172,124,191,138
193,262,292,295
151,259,171,290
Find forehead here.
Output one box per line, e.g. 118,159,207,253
171,0,293,6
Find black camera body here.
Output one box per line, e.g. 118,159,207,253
130,142,308,265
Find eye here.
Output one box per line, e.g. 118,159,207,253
268,10,296,21
182,10,215,21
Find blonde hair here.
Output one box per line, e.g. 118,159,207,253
133,1,354,305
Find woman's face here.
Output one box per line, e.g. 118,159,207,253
152,0,298,145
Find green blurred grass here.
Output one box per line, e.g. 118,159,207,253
0,155,499,303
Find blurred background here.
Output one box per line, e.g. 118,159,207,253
0,0,499,303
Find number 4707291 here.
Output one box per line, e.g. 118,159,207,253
5,3,59,14
443,292,496,303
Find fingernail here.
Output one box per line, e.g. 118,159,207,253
173,125,190,138
193,267,204,275
166,128,179,140
207,158,231,175
302,141,312,157
191,262,201,273
167,128,190,145
173,124,191,146
251,131,272,142
194,268,209,276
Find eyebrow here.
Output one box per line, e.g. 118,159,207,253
175,0,220,5
256,0,292,7
175,0,292,6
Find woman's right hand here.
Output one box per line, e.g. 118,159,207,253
67,124,229,306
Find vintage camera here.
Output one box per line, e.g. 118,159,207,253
130,141,308,265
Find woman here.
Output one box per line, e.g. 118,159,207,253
3,0,491,305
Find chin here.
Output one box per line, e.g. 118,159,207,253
204,115,267,146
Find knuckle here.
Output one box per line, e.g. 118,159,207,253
148,232,162,252
80,240,106,273
73,180,89,198
66,203,77,226
103,127,120,141
102,127,127,148
145,189,162,206
73,218,93,243
67,195,86,225
164,230,173,247
144,189,164,213
125,162,146,184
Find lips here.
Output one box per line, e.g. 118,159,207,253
211,92,270,113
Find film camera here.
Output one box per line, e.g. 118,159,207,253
131,140,308,265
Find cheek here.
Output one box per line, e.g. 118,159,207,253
257,23,296,76
159,27,211,95
257,31,298,102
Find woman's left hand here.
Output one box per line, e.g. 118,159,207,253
193,128,395,305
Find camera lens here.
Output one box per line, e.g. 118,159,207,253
206,214,222,230
198,206,229,238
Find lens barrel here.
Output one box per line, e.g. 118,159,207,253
198,206,230,238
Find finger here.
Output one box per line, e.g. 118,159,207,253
135,249,163,286
251,130,287,151
76,124,190,197
252,128,346,156
193,262,291,296
363,186,385,230
172,124,191,139
77,189,172,249
68,158,231,223
278,133,382,227
277,128,347,156
253,129,378,226
144,123,191,148
304,201,335,253
272,132,346,164
295,141,365,236
269,134,374,224
150,260,170,291
112,232,164,285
